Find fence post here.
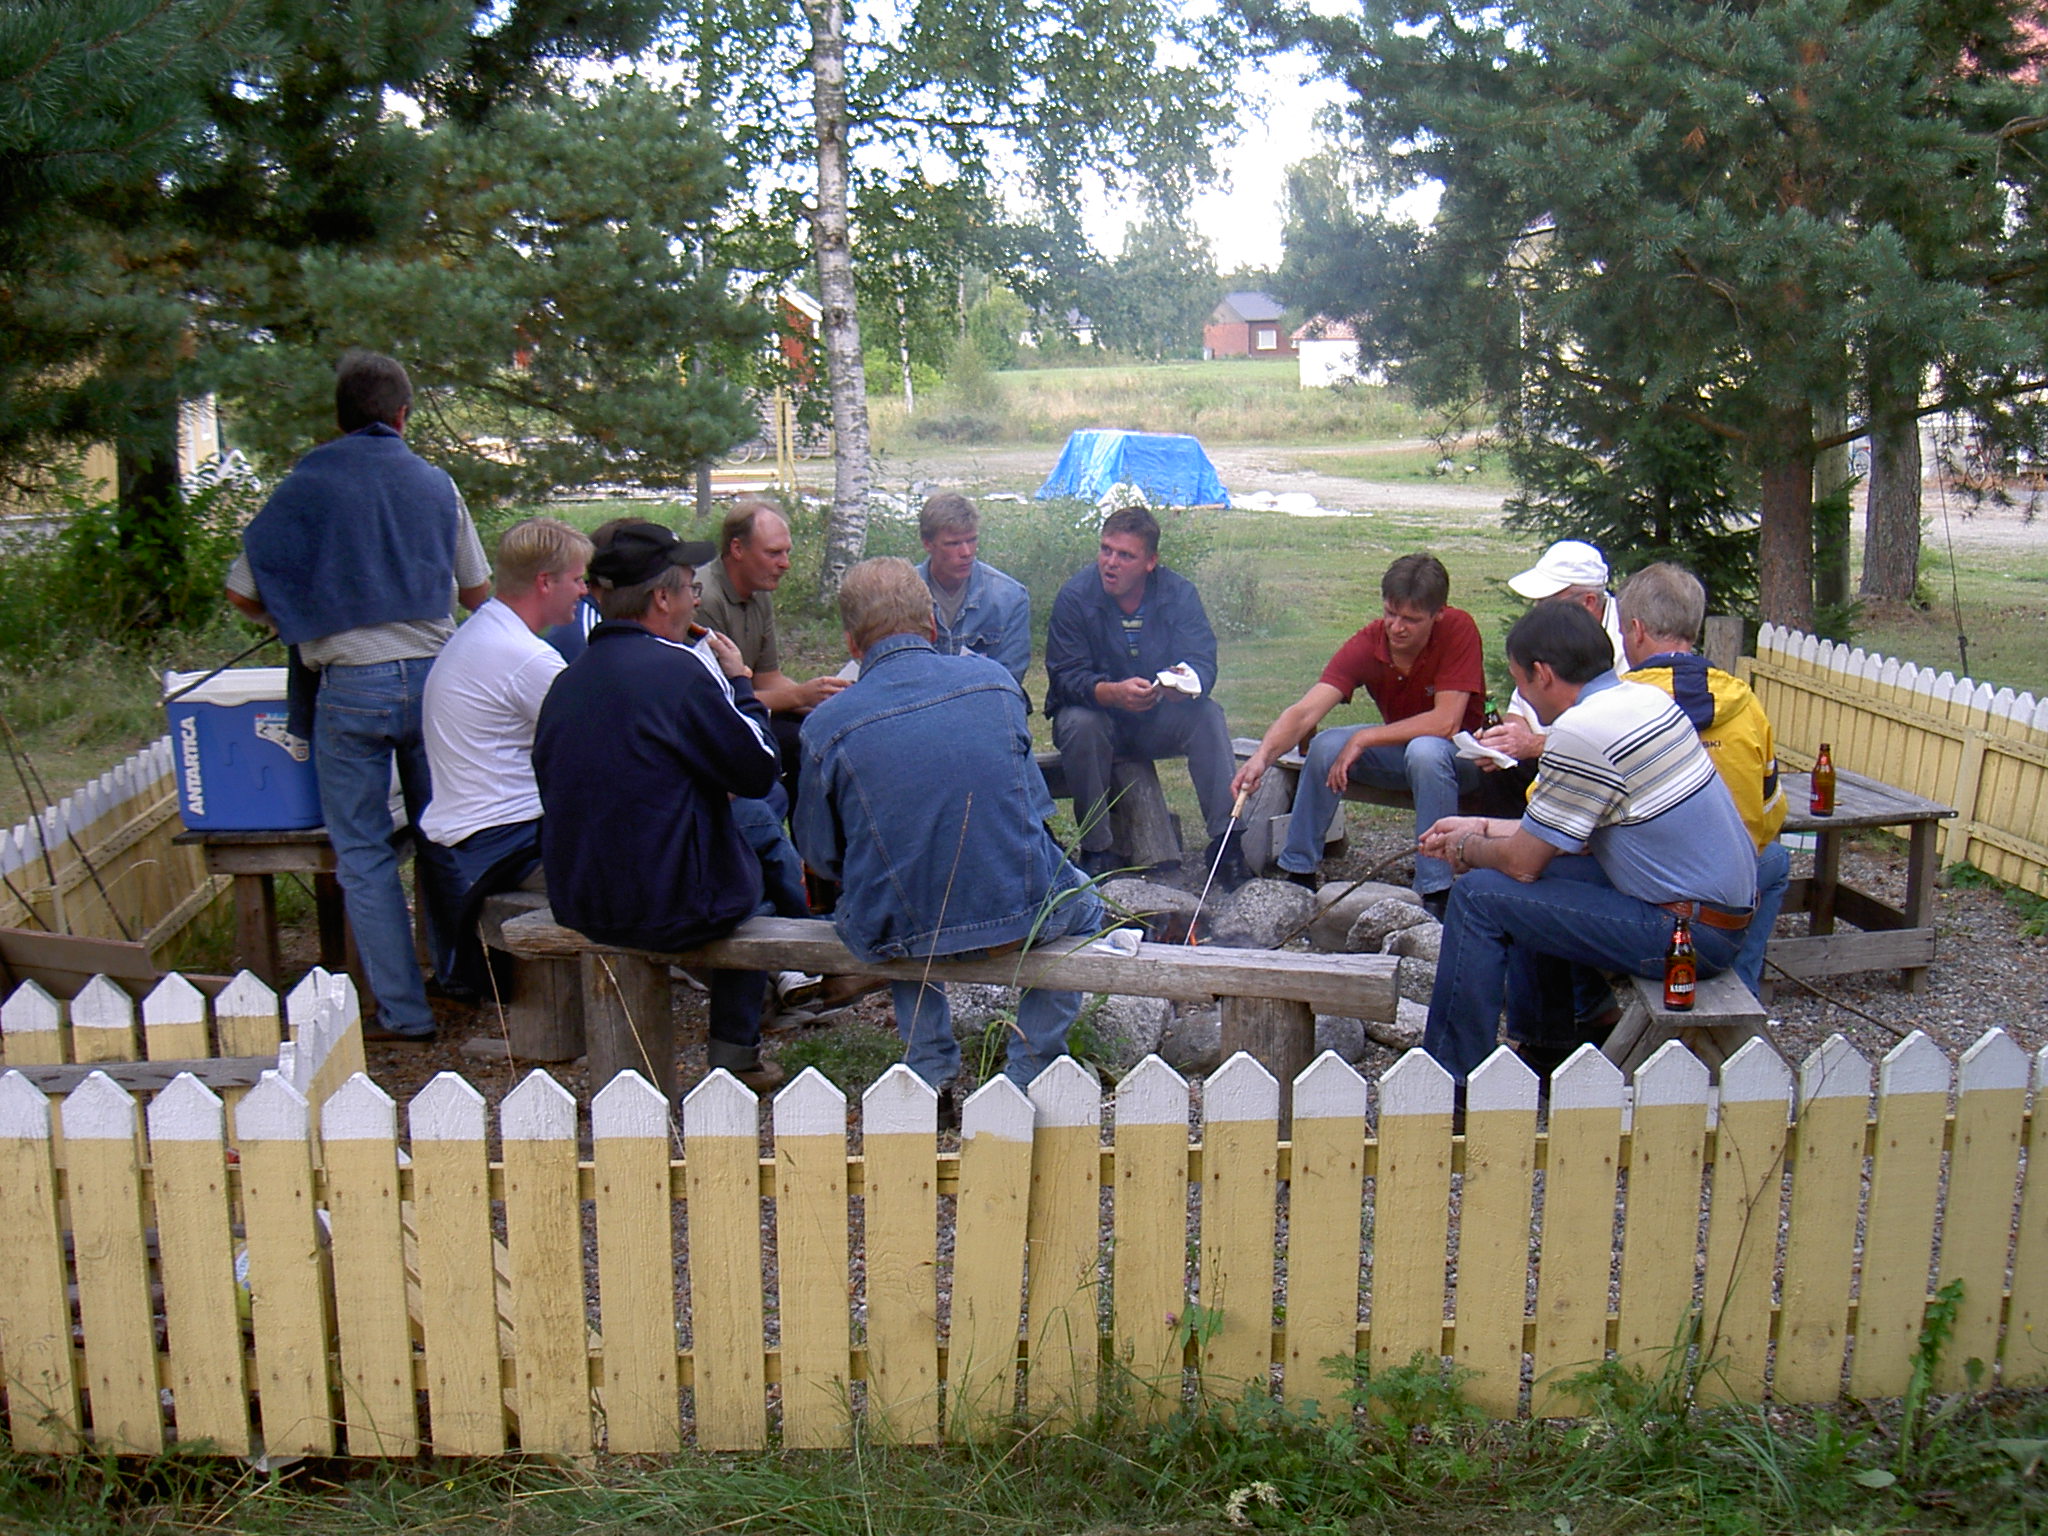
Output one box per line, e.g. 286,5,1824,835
863,1066,940,1445
1371,1050,1454,1377
1,980,65,1067
62,1072,162,1451
947,1076,1033,1440
1616,1042,1710,1381
681,1069,767,1450
409,1071,505,1455
1775,1034,1870,1403
321,1073,418,1457
1200,1052,1280,1402
1283,1051,1367,1414
770,1068,849,1449
1849,1032,1949,1400
143,973,210,1061
237,1071,335,1456
1024,1057,1100,1427
0,1071,82,1450
1456,1047,1539,1417
2006,1046,2048,1389
501,1070,591,1455
592,1071,683,1453
1531,1046,1624,1417
1938,1029,2029,1388
1698,1037,1793,1403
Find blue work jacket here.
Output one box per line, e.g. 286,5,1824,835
916,557,1032,690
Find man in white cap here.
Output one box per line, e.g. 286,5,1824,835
1475,540,1628,788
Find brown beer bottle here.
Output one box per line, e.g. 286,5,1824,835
1664,917,1697,1010
1482,693,1504,729
1810,742,1836,817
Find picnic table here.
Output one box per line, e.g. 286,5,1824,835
171,826,350,986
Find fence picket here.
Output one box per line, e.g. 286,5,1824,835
501,1071,590,1455
146,1075,250,1455
681,1070,766,1450
213,971,281,1059
1199,1053,1280,1401
2005,1048,2048,1389
1849,1033,1949,1399
1938,1030,2028,1388
1113,1056,1192,1417
71,974,139,1063
143,973,210,1061
320,1074,418,1457
947,1077,1033,1438
61,1073,162,1451
1616,1044,1709,1378
592,1072,681,1452
1,980,65,1067
237,1072,334,1456
1371,1050,1453,1375
1775,1035,1871,1402
1456,1047,1538,1416
1283,1053,1367,1413
409,1072,504,1455
1023,1057,1100,1426
770,1070,848,1449
862,1067,940,1444
1531,1047,1624,1416
0,1072,82,1450
1698,1037,1792,1403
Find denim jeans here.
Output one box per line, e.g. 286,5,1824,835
887,884,1105,1089
1424,855,1744,1084
314,659,463,1037
1733,839,1791,996
731,784,810,918
1276,730,1481,894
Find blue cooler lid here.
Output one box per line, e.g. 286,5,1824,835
164,667,291,706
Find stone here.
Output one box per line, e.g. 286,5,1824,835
1363,999,1429,1052
460,1035,513,1060
1206,878,1317,949
1396,955,1435,1007
1156,1003,1223,1076
1346,898,1434,954
947,983,1021,1039
1097,877,1202,937
1235,768,1296,874
1307,880,1417,950
1386,921,1443,964
1087,993,1173,1072
1313,1014,1367,1063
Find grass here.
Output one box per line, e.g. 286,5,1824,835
1280,443,1519,491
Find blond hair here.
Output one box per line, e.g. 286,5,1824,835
494,516,593,593
838,557,935,652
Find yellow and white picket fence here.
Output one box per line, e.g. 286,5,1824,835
3,1019,2045,1459
1749,624,2048,894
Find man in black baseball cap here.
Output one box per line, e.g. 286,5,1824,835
533,520,787,1093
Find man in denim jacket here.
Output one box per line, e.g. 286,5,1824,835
797,558,1105,1096
916,493,1031,694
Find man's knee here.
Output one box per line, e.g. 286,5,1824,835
1404,733,1458,781
1052,706,1112,755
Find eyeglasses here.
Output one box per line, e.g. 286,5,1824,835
689,580,704,598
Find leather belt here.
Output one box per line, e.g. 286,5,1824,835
1660,899,1752,932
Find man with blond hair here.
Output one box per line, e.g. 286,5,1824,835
916,492,1031,691
797,558,1102,1102
422,516,591,993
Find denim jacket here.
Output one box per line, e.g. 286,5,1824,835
917,557,1032,689
796,633,1090,962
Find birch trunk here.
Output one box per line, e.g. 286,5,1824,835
806,0,870,601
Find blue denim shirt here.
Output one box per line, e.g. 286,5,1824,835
796,633,1091,962
916,557,1032,689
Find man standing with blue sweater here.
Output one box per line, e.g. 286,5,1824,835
227,351,489,1042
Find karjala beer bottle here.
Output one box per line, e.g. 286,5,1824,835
1810,742,1836,817
1664,918,1697,1010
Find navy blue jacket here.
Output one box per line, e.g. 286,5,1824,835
1042,563,1218,715
533,621,780,951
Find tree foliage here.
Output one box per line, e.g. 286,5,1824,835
1086,213,1220,360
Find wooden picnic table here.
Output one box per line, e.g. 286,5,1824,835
170,826,351,986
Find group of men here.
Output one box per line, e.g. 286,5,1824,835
231,348,1788,1100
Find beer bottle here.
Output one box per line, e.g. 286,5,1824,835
1810,742,1836,817
1482,693,1503,730
1664,917,1697,1011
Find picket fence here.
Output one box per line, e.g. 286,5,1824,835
2,1009,2045,1459
1750,624,2048,896
0,736,219,948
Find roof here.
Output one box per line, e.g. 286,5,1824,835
1292,317,1358,342
1212,291,1287,324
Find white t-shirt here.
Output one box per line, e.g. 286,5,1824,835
1506,592,1629,733
421,599,564,845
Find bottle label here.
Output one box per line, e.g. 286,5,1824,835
1665,962,1696,1009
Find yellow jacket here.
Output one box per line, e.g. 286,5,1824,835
1626,651,1787,853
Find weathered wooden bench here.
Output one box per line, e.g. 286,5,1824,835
490,906,1399,1130
1601,970,1768,1078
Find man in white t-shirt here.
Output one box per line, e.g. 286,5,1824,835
422,516,592,994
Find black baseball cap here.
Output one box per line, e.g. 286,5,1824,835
587,522,717,587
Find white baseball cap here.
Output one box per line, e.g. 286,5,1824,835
1508,539,1610,599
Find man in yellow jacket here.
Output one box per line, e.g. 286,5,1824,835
1617,563,1789,995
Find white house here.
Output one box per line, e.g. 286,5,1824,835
1293,318,1385,388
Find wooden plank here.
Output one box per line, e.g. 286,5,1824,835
71,974,139,1064
0,1072,83,1449
1114,1058,1192,1418
1848,1033,1949,1400
682,1070,766,1450
1696,1039,1791,1403
6,1056,271,1095
1220,996,1313,1137
409,1074,505,1455
142,973,210,1061
593,1072,682,1453
862,1068,940,1444
1023,1059,1100,1426
146,1076,251,1455
1778,768,1955,830
581,952,674,1102
1199,1054,1279,1402
500,1072,591,1455
500,912,1401,1018
1775,1036,1870,1403
212,971,281,1060
1764,929,1936,982
320,1075,418,1457
237,1073,334,1456
0,926,161,1000
1,980,66,1067
1283,1054,1367,1414
1456,1049,1539,1418
947,1078,1033,1439
1937,1031,2028,1389
1530,1048,1623,1417
770,1070,848,1449
2005,1047,2048,1389
61,1073,163,1451
1371,1051,1453,1375
1615,1044,1709,1378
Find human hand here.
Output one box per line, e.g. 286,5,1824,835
1478,717,1544,763
799,674,851,709
1230,756,1267,799
705,630,750,679
1325,730,1371,793
1416,815,1483,864
1101,677,1161,712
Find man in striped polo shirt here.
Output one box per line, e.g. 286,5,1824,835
1416,601,1758,1087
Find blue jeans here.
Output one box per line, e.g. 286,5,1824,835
888,884,1105,1089
1277,730,1480,895
314,659,463,1037
1424,856,1744,1084
1733,839,1791,996
732,784,810,918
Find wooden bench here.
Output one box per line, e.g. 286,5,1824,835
491,907,1399,1130
1601,970,1768,1078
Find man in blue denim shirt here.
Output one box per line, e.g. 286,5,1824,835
916,493,1031,695
797,558,1104,1095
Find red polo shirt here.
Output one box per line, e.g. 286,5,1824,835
1319,606,1488,733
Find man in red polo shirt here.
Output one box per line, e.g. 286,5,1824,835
1232,553,1487,915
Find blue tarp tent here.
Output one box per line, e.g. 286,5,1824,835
1035,429,1230,508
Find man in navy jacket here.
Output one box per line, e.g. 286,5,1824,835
533,522,784,1091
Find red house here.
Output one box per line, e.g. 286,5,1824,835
1203,292,1296,359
